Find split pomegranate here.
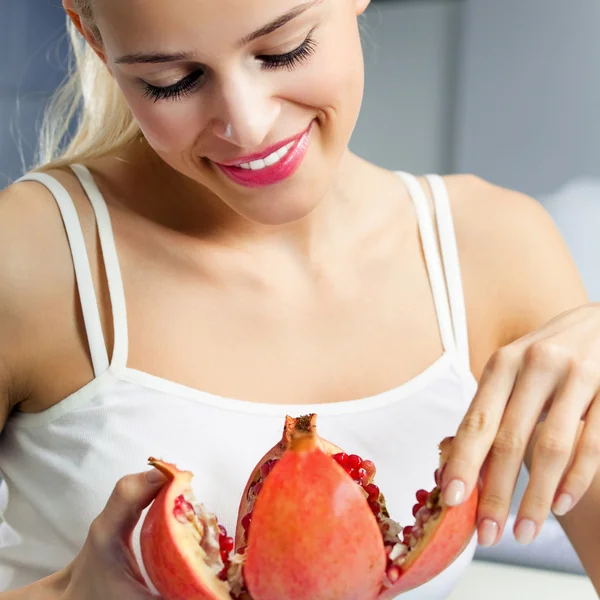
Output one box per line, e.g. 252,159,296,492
140,414,478,600
234,414,343,550
140,415,339,599
140,458,235,600
243,415,478,598
242,418,387,600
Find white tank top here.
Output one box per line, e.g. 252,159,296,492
0,166,478,598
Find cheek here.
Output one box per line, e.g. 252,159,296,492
119,83,207,153
284,25,364,115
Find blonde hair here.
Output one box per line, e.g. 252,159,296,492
36,1,141,171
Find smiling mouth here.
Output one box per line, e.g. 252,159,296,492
232,140,297,171
210,122,313,189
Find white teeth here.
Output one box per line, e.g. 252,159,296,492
249,159,266,170
263,152,280,167
237,141,294,171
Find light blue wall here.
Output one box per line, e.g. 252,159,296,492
0,1,68,186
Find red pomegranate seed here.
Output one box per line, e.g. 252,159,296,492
411,524,423,539
175,494,185,507
218,567,228,581
347,467,358,480
347,454,362,470
180,500,195,514
173,507,188,524
260,459,279,479
387,566,401,583
412,503,421,517
218,525,227,537
238,546,247,555
368,500,381,516
402,525,413,539
220,536,234,554
332,453,349,467
361,460,376,480
220,549,230,562
416,489,429,504
356,467,369,485
364,483,380,502
241,512,252,532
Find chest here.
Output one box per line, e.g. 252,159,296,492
23,193,494,413
120,231,447,405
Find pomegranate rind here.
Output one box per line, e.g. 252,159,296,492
378,436,478,598
140,459,231,600
234,414,342,549
243,427,386,600
378,487,478,598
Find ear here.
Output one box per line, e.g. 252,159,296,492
355,0,371,16
62,0,108,65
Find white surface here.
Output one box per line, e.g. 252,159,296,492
448,560,597,600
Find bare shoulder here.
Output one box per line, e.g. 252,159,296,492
444,174,588,345
0,172,94,410
0,175,77,311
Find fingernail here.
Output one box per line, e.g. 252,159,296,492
146,468,167,484
515,519,537,545
552,493,573,516
478,519,499,548
443,479,465,506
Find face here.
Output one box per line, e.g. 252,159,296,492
80,0,370,225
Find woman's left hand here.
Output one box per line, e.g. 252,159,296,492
441,302,600,548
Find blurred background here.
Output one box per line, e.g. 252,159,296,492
1,0,598,597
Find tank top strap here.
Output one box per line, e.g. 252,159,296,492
15,170,110,376
69,164,129,371
396,171,456,355
426,174,470,367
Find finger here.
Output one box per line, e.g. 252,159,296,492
475,365,557,547
515,372,594,544
442,346,520,507
96,469,167,548
552,395,600,516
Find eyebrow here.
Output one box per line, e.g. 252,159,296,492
237,0,322,47
115,0,322,65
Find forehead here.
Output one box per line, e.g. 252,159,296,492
94,0,317,53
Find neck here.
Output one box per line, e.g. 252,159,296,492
113,142,373,264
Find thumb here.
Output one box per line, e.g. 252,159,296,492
99,469,167,543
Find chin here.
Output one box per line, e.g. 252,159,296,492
232,191,324,226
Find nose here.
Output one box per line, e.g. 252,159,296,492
211,71,281,149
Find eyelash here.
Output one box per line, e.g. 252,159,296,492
142,34,318,103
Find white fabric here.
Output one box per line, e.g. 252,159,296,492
0,168,478,598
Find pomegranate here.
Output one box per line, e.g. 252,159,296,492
140,415,341,599
243,415,478,598
243,419,386,600
234,414,343,550
140,414,478,600
140,458,235,600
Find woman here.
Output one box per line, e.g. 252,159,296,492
0,0,599,597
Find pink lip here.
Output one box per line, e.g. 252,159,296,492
214,123,313,188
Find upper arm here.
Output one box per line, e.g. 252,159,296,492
0,182,42,423
0,180,74,423
449,175,588,355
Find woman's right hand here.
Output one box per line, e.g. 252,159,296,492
59,468,167,600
